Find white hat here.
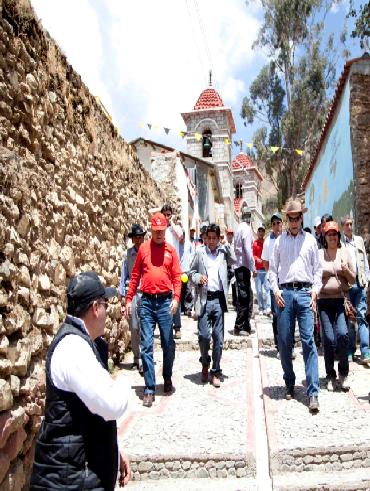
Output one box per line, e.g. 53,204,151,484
314,216,321,227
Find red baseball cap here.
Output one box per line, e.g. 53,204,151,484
323,221,339,234
151,212,167,231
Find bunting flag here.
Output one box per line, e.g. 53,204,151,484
224,138,231,145
270,146,280,153
234,140,240,147
295,149,304,155
139,121,145,128
179,131,187,138
194,133,202,141
147,123,152,130
164,127,170,135
246,143,253,149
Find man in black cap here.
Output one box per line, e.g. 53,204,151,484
31,272,131,490
120,224,146,372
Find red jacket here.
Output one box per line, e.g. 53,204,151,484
126,239,182,302
253,239,264,271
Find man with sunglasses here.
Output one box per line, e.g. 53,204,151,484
31,272,131,490
269,200,322,413
262,212,283,353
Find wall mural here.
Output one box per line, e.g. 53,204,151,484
305,81,355,229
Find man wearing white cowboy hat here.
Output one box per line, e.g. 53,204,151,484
269,199,322,413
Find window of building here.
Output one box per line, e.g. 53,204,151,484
202,130,212,158
235,182,243,199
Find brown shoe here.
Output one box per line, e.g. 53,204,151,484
163,379,173,393
143,393,155,407
201,365,209,383
211,374,221,388
174,329,181,339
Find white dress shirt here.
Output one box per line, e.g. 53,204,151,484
261,233,277,263
233,221,255,271
206,249,222,292
269,229,322,294
51,316,129,422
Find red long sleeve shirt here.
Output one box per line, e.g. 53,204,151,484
126,239,182,302
253,239,265,270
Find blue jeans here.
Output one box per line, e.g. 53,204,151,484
139,296,175,394
318,298,349,378
270,291,278,348
277,287,319,396
198,298,224,374
173,302,181,329
255,270,271,311
348,283,370,357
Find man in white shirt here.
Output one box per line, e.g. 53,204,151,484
269,200,322,413
233,205,255,336
189,224,236,387
262,212,283,351
341,215,370,364
161,204,183,339
31,272,130,490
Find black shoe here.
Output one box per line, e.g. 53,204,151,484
143,393,155,407
309,395,319,413
138,364,144,376
164,379,173,393
285,386,295,400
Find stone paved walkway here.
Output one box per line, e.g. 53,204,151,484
116,308,370,490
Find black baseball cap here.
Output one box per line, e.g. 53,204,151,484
128,224,146,238
67,271,117,315
271,212,282,223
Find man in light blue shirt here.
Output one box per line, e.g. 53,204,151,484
119,224,146,373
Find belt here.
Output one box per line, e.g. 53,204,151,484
207,290,222,300
141,291,172,300
280,282,312,289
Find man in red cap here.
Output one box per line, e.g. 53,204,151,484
126,212,182,407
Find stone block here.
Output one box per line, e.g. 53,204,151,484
236,467,247,478
0,337,9,356
195,467,208,478
0,360,12,377
0,380,13,412
137,461,153,473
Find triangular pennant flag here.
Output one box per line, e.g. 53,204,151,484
139,121,145,128
164,127,170,135
147,123,152,130
180,131,187,138
195,133,202,141
234,141,240,147
224,138,231,145
295,149,304,155
270,146,280,153
152,124,159,130
246,143,253,149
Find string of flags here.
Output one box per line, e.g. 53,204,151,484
138,121,304,156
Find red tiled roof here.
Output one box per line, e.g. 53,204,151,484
232,153,263,180
302,55,366,190
234,198,246,215
194,87,224,110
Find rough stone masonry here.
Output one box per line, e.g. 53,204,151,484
0,0,171,488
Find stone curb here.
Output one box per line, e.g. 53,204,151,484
154,338,252,351
270,446,370,474
127,454,256,481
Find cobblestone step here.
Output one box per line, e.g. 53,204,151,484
119,476,257,490
155,336,251,351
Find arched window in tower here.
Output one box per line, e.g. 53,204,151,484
202,130,212,158
235,182,243,199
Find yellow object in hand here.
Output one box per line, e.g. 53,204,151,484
181,273,188,283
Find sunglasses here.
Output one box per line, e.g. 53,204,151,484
271,221,282,226
287,215,302,223
95,299,109,309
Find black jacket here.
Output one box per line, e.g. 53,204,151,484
30,317,118,490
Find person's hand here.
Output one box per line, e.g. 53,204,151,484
125,302,132,318
170,298,179,315
199,275,208,286
341,259,349,274
275,290,285,308
310,291,317,312
252,271,257,278
119,452,131,487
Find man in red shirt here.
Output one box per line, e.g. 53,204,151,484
126,212,182,407
253,225,271,315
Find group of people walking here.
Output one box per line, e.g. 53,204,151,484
30,199,369,489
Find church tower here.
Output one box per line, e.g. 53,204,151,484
181,75,236,228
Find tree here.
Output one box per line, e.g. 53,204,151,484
242,0,339,201
348,1,370,49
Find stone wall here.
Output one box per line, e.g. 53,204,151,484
350,59,370,238
0,0,164,488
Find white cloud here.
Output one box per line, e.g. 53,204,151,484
30,0,262,148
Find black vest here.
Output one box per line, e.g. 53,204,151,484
30,318,118,490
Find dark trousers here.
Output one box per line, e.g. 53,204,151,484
318,298,349,378
234,266,251,332
270,291,278,349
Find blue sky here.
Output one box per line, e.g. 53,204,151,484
31,0,363,157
